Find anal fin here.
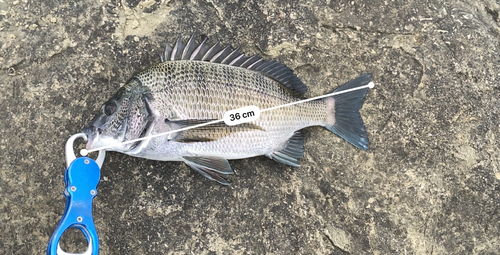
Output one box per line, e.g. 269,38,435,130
182,156,234,185
268,131,305,167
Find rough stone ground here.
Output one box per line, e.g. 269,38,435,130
1,0,499,254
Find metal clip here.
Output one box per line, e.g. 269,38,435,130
47,133,106,255
65,133,105,169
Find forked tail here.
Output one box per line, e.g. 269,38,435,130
324,73,372,150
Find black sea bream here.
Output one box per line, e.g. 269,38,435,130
83,35,373,184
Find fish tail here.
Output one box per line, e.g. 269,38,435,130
323,73,372,150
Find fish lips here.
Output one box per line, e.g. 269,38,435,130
82,125,100,150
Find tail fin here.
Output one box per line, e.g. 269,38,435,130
324,73,372,150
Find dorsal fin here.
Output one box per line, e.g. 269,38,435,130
202,41,223,61
190,37,209,60
161,34,307,95
171,36,184,61
181,34,197,60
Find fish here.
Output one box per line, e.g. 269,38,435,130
82,34,372,185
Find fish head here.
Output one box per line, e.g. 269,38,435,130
82,77,154,152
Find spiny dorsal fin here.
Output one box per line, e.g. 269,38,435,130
161,34,307,95
181,34,197,60
190,37,209,60
171,36,184,61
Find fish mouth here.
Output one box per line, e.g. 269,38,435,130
82,125,101,150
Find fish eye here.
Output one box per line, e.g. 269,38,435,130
104,102,117,116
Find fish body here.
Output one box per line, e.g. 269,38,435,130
83,35,372,184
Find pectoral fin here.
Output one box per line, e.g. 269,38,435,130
166,119,264,143
182,156,234,185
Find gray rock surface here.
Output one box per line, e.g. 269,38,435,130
1,0,499,254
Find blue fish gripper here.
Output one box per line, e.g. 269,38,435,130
47,133,105,255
